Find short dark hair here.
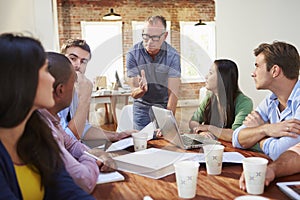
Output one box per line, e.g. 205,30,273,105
254,41,300,79
61,39,91,58
47,52,74,89
146,15,167,30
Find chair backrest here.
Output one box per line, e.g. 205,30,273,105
116,104,133,132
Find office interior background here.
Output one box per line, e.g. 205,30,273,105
1,0,300,118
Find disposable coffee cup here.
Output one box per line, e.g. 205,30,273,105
132,132,148,152
174,160,199,199
242,157,268,195
203,144,224,175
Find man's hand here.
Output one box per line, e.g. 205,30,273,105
88,149,117,172
130,70,148,99
116,129,138,141
76,72,93,101
138,69,148,92
243,111,265,127
263,119,300,138
239,166,276,191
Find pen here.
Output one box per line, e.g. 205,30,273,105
83,151,104,162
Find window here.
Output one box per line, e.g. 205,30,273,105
180,21,216,83
81,21,123,87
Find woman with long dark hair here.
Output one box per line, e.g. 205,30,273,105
189,59,253,141
0,33,94,199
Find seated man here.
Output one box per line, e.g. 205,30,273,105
239,142,300,190
232,41,300,160
38,52,115,193
59,39,135,141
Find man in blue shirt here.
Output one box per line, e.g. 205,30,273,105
59,39,133,141
126,15,181,130
232,41,300,160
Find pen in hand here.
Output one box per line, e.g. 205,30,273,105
84,151,104,162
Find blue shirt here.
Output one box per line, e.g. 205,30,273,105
126,41,181,104
233,80,300,160
58,91,91,139
126,41,181,130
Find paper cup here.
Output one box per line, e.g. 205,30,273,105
132,132,148,152
242,157,268,195
174,160,199,199
203,144,224,175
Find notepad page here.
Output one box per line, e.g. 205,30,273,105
96,171,125,184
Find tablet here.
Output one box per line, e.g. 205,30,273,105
276,181,300,200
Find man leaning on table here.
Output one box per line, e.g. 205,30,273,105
240,142,300,189
232,41,300,160
39,52,115,193
58,39,134,141
126,15,181,130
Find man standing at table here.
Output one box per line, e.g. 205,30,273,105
232,41,300,160
126,15,181,130
59,39,133,141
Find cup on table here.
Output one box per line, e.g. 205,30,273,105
242,157,268,195
203,144,224,175
174,160,199,199
132,132,148,152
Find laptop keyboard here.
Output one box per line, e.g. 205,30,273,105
181,135,203,145
182,134,221,145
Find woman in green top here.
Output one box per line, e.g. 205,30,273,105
189,59,253,141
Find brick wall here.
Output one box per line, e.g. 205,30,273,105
56,0,214,100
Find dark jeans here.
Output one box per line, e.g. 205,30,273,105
133,101,166,130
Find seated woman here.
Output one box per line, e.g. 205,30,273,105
189,59,253,142
0,33,94,199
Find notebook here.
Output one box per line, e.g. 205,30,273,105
97,171,125,184
113,148,198,179
152,106,220,149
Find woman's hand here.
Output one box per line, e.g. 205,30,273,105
198,131,216,139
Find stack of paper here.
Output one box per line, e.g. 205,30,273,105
113,148,198,179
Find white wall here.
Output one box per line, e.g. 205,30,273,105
0,0,59,51
216,0,300,107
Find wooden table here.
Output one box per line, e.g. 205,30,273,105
91,92,132,127
92,139,299,200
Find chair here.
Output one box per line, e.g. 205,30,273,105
116,105,133,132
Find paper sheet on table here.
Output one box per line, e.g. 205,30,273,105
188,152,246,163
96,171,125,184
106,122,154,152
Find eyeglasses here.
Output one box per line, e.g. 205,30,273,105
142,32,165,42
66,53,89,65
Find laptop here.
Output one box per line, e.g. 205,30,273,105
152,106,220,150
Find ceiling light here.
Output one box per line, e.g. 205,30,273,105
194,19,206,26
103,8,122,20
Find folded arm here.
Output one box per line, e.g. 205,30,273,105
236,112,300,149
